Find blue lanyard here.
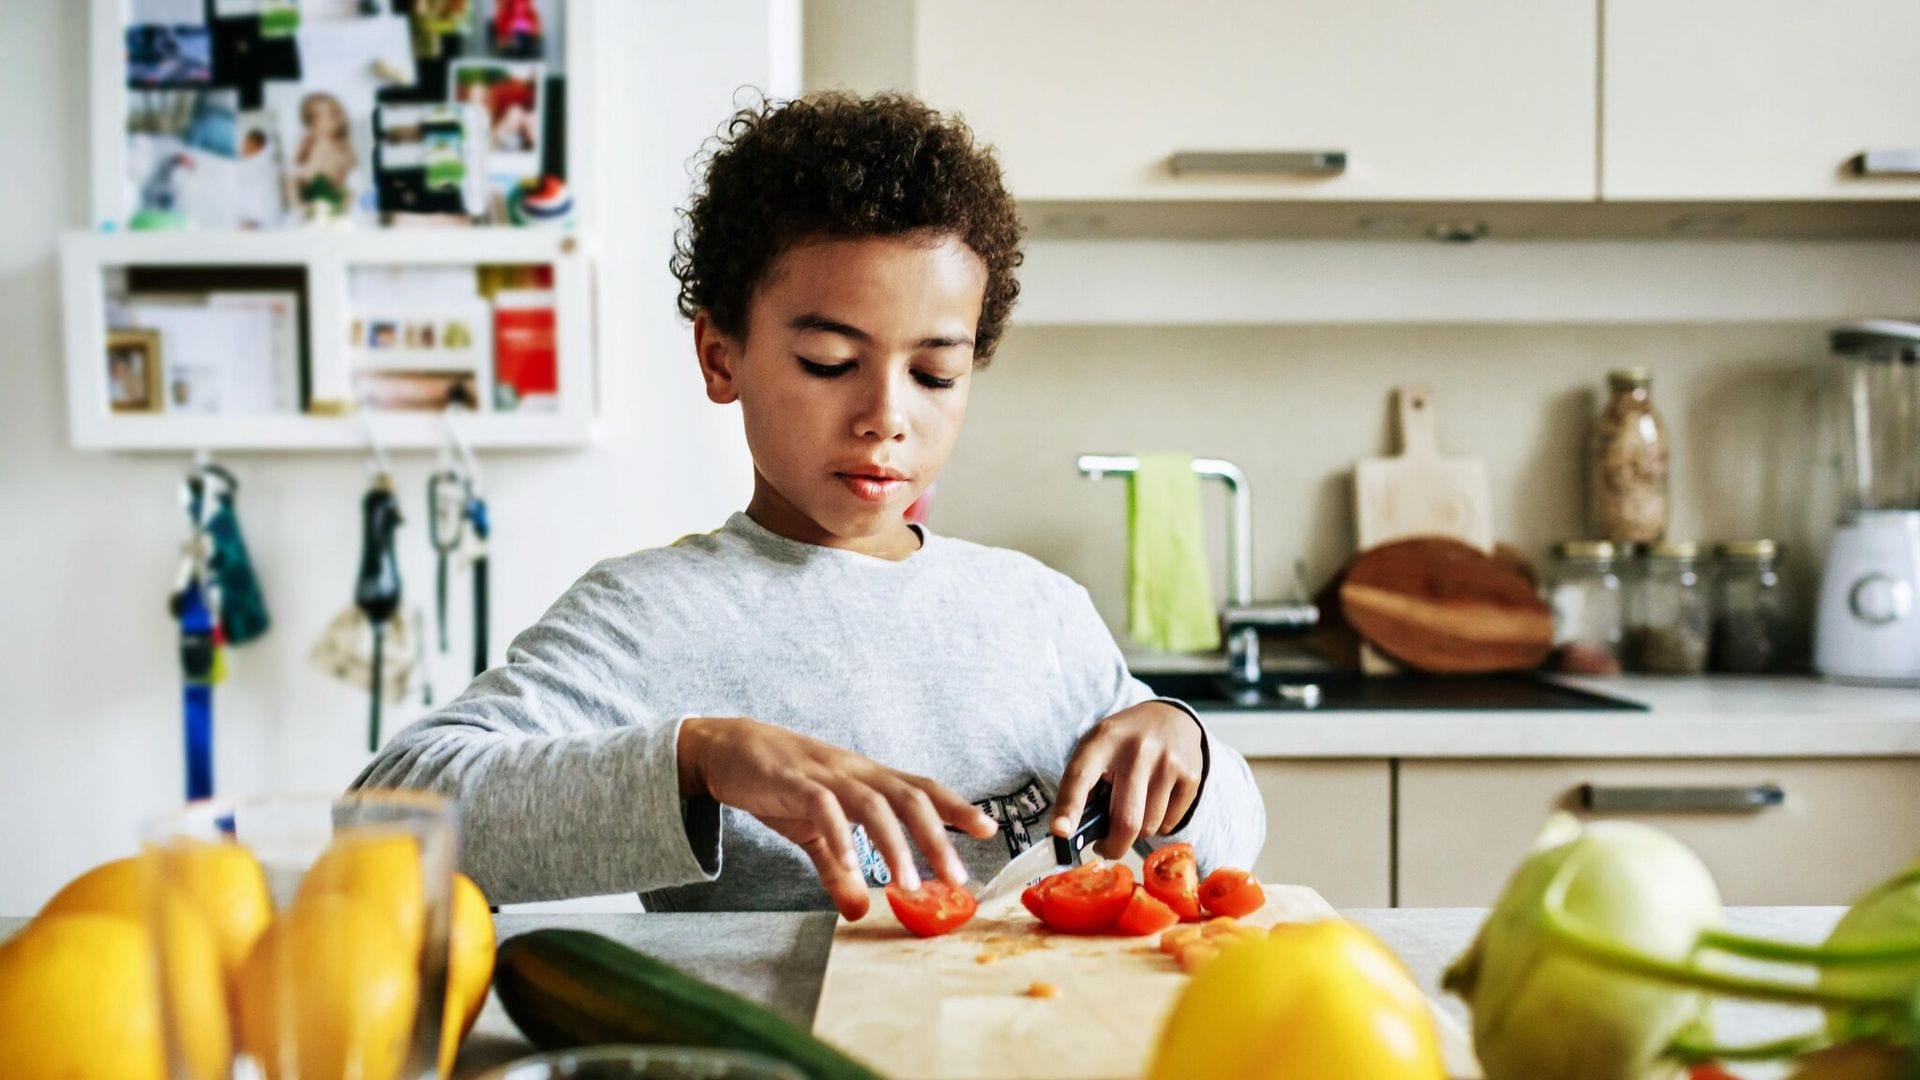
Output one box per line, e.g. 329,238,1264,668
177,580,217,800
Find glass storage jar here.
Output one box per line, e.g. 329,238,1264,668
1589,367,1671,543
1625,541,1710,674
1546,541,1624,675
1711,539,1785,674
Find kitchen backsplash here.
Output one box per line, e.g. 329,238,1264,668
935,322,1841,662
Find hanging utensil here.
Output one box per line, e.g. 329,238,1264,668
428,466,469,655
442,402,491,678
355,474,404,751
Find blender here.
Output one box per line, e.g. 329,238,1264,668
1815,320,1920,684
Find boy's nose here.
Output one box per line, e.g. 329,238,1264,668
852,376,909,441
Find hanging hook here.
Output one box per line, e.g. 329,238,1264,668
440,399,483,489
357,397,393,480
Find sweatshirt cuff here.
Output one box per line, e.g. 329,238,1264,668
1149,696,1211,836
639,717,722,883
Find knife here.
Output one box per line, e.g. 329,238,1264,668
976,779,1113,904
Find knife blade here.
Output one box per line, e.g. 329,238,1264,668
975,779,1113,903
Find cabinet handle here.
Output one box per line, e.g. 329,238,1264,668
1849,149,1920,177
1169,150,1347,177
1578,783,1784,814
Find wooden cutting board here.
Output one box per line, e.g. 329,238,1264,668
1353,386,1495,674
812,884,1482,1080
1354,385,1493,553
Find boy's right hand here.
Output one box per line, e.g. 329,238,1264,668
677,716,998,920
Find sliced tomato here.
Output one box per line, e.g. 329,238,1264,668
1689,1067,1745,1080
886,880,979,938
1114,887,1180,937
1031,862,1135,934
1198,868,1265,918
1020,881,1047,920
1142,843,1204,922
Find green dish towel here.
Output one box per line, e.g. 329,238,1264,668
1127,453,1221,653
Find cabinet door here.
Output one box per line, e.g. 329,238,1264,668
1398,759,1920,907
1604,0,1920,199
912,1,1597,201
1248,760,1391,907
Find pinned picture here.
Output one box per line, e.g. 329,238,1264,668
449,59,545,185
126,89,242,228
233,110,285,228
354,370,482,412
283,91,359,220
107,330,163,412
127,24,213,87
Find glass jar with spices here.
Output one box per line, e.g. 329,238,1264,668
1625,541,1711,674
1711,540,1785,674
1546,541,1624,675
1589,368,1671,543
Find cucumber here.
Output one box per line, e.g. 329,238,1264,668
494,928,888,1080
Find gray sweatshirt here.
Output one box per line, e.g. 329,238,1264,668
352,512,1266,910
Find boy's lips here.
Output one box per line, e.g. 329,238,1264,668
836,467,909,503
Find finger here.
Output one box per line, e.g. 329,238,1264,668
1097,748,1157,860
1141,763,1179,838
844,782,922,892
908,774,998,839
1162,775,1201,837
888,782,970,887
798,787,869,919
1053,739,1113,838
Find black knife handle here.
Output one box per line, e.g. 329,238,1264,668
1054,778,1113,865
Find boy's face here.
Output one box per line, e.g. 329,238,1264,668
696,232,986,555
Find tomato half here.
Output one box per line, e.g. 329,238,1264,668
1021,881,1047,920
1032,862,1135,934
1143,843,1204,922
886,880,979,937
1198,868,1265,918
1115,888,1181,936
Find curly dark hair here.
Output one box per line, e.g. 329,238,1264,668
671,92,1024,363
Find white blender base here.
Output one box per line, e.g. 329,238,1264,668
1815,512,1920,684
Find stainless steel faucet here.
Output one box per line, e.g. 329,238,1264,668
1076,454,1317,690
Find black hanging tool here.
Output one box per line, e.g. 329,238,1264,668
354,475,403,752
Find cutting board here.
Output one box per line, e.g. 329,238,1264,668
1353,386,1494,674
812,884,1482,1080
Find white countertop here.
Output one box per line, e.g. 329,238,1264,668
1191,674,1920,759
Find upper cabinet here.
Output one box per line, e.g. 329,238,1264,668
906,0,1598,202
1603,0,1920,200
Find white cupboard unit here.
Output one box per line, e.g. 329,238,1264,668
909,0,1598,202
1603,0,1920,200
1248,760,1392,907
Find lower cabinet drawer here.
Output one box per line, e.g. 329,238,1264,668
1397,758,1920,907
1249,760,1391,908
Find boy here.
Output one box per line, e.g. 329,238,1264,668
354,93,1264,919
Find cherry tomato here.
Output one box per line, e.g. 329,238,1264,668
1115,887,1181,936
1143,843,1204,922
1020,881,1047,920
1198,868,1266,918
1689,1066,1745,1080
886,879,979,937
1031,862,1135,933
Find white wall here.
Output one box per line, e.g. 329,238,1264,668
0,1,787,916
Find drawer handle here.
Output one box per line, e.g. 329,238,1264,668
1849,149,1920,177
1169,150,1348,177
1578,783,1784,814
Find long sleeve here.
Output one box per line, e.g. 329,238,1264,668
1052,579,1267,872
350,564,721,904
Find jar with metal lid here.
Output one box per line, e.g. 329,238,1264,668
1711,540,1784,674
1546,541,1624,675
1589,368,1671,543
1624,541,1710,674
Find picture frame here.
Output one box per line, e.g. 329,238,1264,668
106,329,163,413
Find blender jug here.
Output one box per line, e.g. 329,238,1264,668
1815,320,1920,683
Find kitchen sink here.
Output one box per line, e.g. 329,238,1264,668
1137,671,1647,712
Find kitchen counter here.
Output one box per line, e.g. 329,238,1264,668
0,905,1848,1078
1187,674,1920,759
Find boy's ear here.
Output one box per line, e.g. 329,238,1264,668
692,311,742,405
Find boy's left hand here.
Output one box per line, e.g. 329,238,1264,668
1052,701,1204,859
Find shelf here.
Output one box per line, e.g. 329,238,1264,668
71,410,595,453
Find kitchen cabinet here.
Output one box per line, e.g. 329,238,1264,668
1396,758,1920,907
908,0,1598,201
1248,760,1391,907
1603,0,1920,199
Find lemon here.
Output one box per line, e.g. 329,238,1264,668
236,892,419,1080
440,872,496,1076
296,828,425,955
0,914,163,1080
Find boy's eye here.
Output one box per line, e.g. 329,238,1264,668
914,371,959,390
797,357,855,378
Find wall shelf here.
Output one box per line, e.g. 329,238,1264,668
66,0,603,453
